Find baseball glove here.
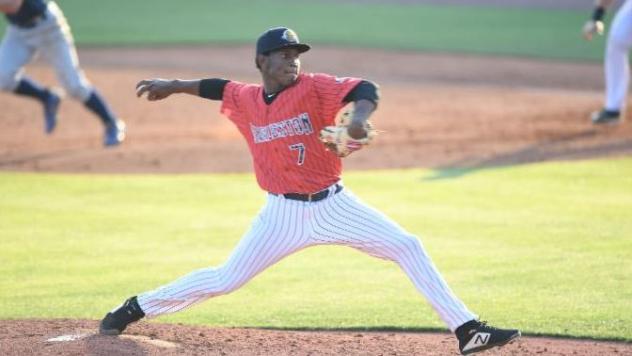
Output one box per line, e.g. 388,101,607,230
319,107,377,157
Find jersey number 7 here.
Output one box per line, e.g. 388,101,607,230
289,143,305,165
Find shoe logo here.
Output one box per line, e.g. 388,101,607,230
462,332,490,352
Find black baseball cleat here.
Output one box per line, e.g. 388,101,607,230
455,320,521,355
591,109,621,125
99,296,145,335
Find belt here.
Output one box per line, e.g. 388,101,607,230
278,184,343,202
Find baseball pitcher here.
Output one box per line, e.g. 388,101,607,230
99,27,521,355
0,0,125,145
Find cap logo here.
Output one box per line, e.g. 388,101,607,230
282,29,299,43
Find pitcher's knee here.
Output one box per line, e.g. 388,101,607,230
210,278,235,296
393,234,422,252
191,267,240,297
378,234,424,262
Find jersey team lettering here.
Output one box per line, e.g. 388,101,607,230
250,112,314,144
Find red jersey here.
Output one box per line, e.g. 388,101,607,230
220,72,361,194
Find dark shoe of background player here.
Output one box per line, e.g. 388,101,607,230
456,319,521,355
591,109,621,125
43,89,61,134
104,119,126,146
99,296,145,335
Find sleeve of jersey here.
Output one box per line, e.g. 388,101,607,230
312,73,362,125
219,81,248,125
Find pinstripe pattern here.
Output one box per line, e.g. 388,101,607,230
311,189,477,330
137,184,476,331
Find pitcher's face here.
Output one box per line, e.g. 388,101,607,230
259,48,301,89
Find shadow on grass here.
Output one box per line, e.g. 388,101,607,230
0,147,86,168
423,129,632,181
254,325,448,333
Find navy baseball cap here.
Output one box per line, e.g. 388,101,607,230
256,27,311,55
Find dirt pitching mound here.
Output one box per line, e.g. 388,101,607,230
1,319,630,356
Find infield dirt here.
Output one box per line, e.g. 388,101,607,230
2,319,632,356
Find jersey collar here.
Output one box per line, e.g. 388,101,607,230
261,74,303,105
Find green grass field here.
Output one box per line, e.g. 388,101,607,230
0,0,608,61
1,158,631,341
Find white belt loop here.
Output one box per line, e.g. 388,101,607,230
328,184,336,198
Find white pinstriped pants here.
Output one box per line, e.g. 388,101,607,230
137,184,477,331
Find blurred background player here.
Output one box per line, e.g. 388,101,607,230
0,0,125,145
583,0,631,125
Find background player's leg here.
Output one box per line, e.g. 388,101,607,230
0,27,60,133
136,196,312,318
604,1,632,113
0,28,34,93
311,189,476,332
39,2,124,145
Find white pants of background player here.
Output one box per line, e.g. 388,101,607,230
136,183,478,332
605,0,632,112
0,1,92,100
